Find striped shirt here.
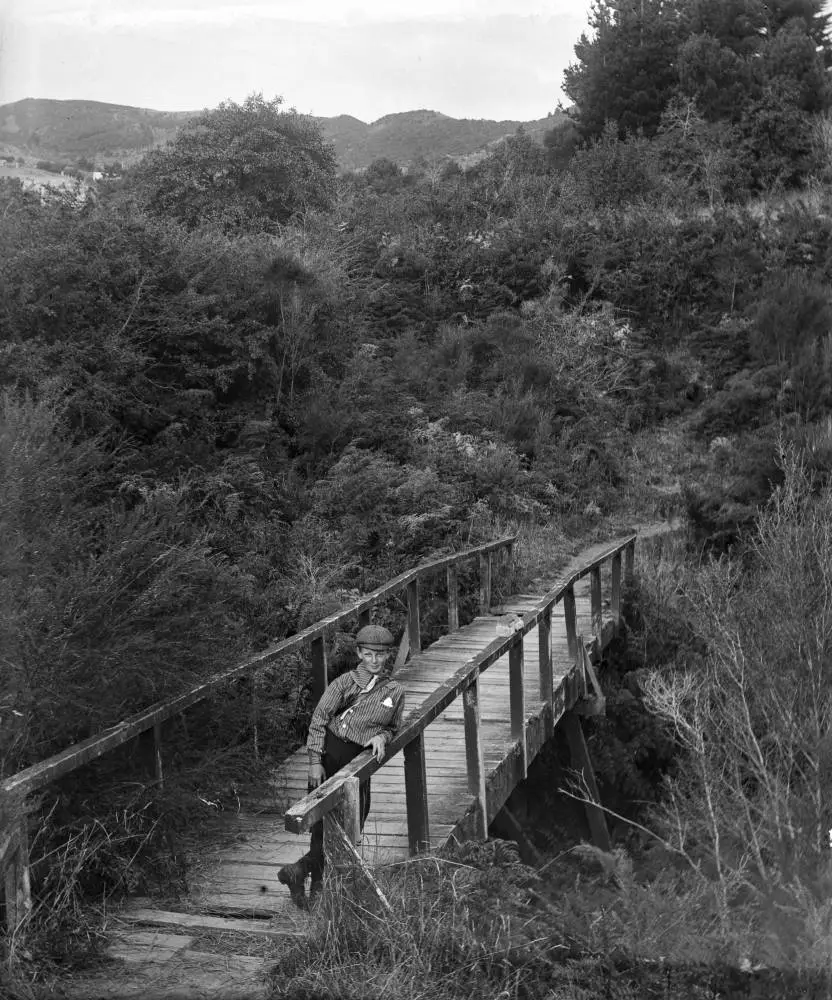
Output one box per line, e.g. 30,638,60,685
307,669,406,765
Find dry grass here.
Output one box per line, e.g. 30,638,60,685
266,837,832,1000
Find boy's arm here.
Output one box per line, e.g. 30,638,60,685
307,676,347,766
377,687,406,754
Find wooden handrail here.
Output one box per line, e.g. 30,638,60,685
284,534,636,835
1,534,516,802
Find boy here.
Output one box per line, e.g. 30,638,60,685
278,624,405,907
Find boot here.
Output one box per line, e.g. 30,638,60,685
278,860,308,908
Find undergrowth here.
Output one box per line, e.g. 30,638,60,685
269,837,832,1000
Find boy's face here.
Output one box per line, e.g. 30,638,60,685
357,645,393,676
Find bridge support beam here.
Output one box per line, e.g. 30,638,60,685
563,713,611,854
491,805,544,867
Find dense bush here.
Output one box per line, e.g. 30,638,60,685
126,94,337,232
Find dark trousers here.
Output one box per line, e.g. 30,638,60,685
302,730,371,883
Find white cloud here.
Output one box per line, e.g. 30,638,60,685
1,1,587,119
18,0,589,29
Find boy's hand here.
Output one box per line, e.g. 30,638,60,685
365,735,386,763
308,764,326,788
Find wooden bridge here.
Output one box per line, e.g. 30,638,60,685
1,531,637,998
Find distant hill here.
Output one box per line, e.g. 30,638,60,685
319,109,566,171
0,98,567,172
0,99,194,163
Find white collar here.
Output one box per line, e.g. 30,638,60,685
353,667,379,693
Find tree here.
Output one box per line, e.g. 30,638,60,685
129,94,337,231
762,0,832,56
544,121,581,170
563,0,687,139
364,157,406,195
760,18,832,112
566,0,832,141
676,32,757,121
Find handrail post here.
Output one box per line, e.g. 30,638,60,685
251,676,260,761
509,637,527,777
590,566,602,645
153,721,164,790
404,733,430,854
563,585,578,660
446,563,459,631
479,552,492,615
538,605,553,705
463,679,488,839
624,539,635,589
311,636,328,703
342,776,361,846
610,552,622,629
407,579,421,657
4,818,31,933
358,609,371,629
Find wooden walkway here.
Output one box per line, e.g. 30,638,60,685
63,536,629,998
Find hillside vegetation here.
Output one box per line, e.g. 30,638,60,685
0,97,564,173
3,1,832,995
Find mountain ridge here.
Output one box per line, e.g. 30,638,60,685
0,98,566,171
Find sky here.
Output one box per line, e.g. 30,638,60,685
0,0,590,122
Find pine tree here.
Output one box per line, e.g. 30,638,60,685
564,0,690,138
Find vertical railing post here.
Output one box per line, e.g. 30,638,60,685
341,776,362,846
404,734,430,855
505,540,515,591
479,551,492,615
251,675,260,761
153,721,164,790
17,819,30,927
563,585,578,660
407,579,421,658
538,605,553,705
610,552,622,629
624,539,635,589
447,563,459,632
509,637,527,777
463,679,488,839
3,818,32,933
311,635,328,704
590,566,602,645
358,609,371,629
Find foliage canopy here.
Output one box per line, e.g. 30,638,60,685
128,94,337,231
564,0,832,141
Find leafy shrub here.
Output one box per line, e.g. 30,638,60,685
0,391,264,769
751,269,832,365
567,123,663,210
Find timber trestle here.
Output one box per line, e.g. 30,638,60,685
1,532,636,998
